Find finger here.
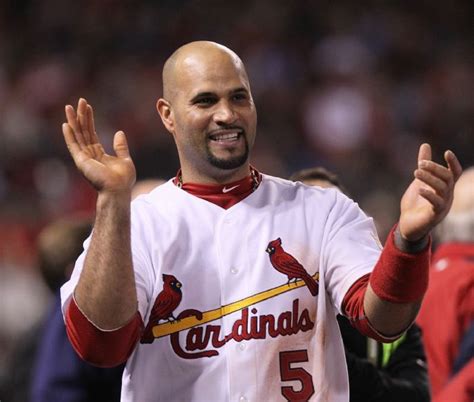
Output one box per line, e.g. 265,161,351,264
414,168,448,197
444,150,463,182
65,104,86,147
419,187,445,213
113,131,131,159
418,143,432,164
418,160,452,183
77,98,91,144
62,123,84,165
87,105,99,143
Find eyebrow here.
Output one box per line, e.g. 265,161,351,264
190,87,249,103
231,87,249,96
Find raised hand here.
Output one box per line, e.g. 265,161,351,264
399,143,462,241
62,98,136,194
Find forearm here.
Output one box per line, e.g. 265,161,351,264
364,286,421,336
75,191,137,329
363,225,430,337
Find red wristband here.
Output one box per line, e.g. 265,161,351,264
369,225,431,303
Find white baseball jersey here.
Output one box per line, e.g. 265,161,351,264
61,174,382,402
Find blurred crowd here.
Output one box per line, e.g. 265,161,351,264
0,0,473,388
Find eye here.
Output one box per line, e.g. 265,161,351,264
232,92,248,102
194,97,217,106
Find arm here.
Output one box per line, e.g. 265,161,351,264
62,98,137,329
364,143,462,336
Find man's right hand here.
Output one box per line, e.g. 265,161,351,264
62,98,136,195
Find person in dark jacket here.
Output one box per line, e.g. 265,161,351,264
291,166,430,402
30,217,125,402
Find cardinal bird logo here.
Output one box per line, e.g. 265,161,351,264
266,238,318,296
140,274,183,344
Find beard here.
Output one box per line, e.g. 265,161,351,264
205,136,249,170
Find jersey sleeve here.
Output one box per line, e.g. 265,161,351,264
60,235,91,315
320,189,382,314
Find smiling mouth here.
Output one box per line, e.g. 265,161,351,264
209,130,243,142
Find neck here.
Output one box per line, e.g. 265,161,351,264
173,166,262,210
179,163,251,185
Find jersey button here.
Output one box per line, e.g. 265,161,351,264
239,396,248,402
230,267,239,274
238,343,246,351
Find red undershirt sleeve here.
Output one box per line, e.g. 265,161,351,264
341,225,431,342
65,297,144,367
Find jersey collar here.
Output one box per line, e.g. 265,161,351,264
173,167,262,209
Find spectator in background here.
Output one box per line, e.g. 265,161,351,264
452,321,474,377
290,166,430,402
417,167,474,402
30,216,124,402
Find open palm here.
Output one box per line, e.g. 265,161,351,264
62,98,136,194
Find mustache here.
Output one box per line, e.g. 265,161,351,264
208,125,244,135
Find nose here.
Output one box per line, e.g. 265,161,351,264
213,101,237,125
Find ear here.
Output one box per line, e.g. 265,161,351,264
277,237,282,244
156,98,174,134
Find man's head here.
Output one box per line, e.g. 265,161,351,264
436,167,474,243
290,166,348,194
157,41,257,184
37,217,92,293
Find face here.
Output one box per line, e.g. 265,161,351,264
158,48,257,182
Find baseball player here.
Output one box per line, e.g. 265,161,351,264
60,41,462,402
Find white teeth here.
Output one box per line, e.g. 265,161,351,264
211,132,239,141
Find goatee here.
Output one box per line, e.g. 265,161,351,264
206,138,249,170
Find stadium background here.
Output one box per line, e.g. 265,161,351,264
0,0,472,388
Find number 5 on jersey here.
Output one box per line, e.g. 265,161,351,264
279,350,315,402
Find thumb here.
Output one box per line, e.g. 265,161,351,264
113,131,130,158
418,143,432,164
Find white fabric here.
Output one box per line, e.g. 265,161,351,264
61,174,382,402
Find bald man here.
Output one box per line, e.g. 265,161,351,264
60,41,462,401
417,167,474,401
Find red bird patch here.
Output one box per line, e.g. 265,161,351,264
141,274,183,344
266,238,318,296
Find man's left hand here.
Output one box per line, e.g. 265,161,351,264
399,143,463,242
